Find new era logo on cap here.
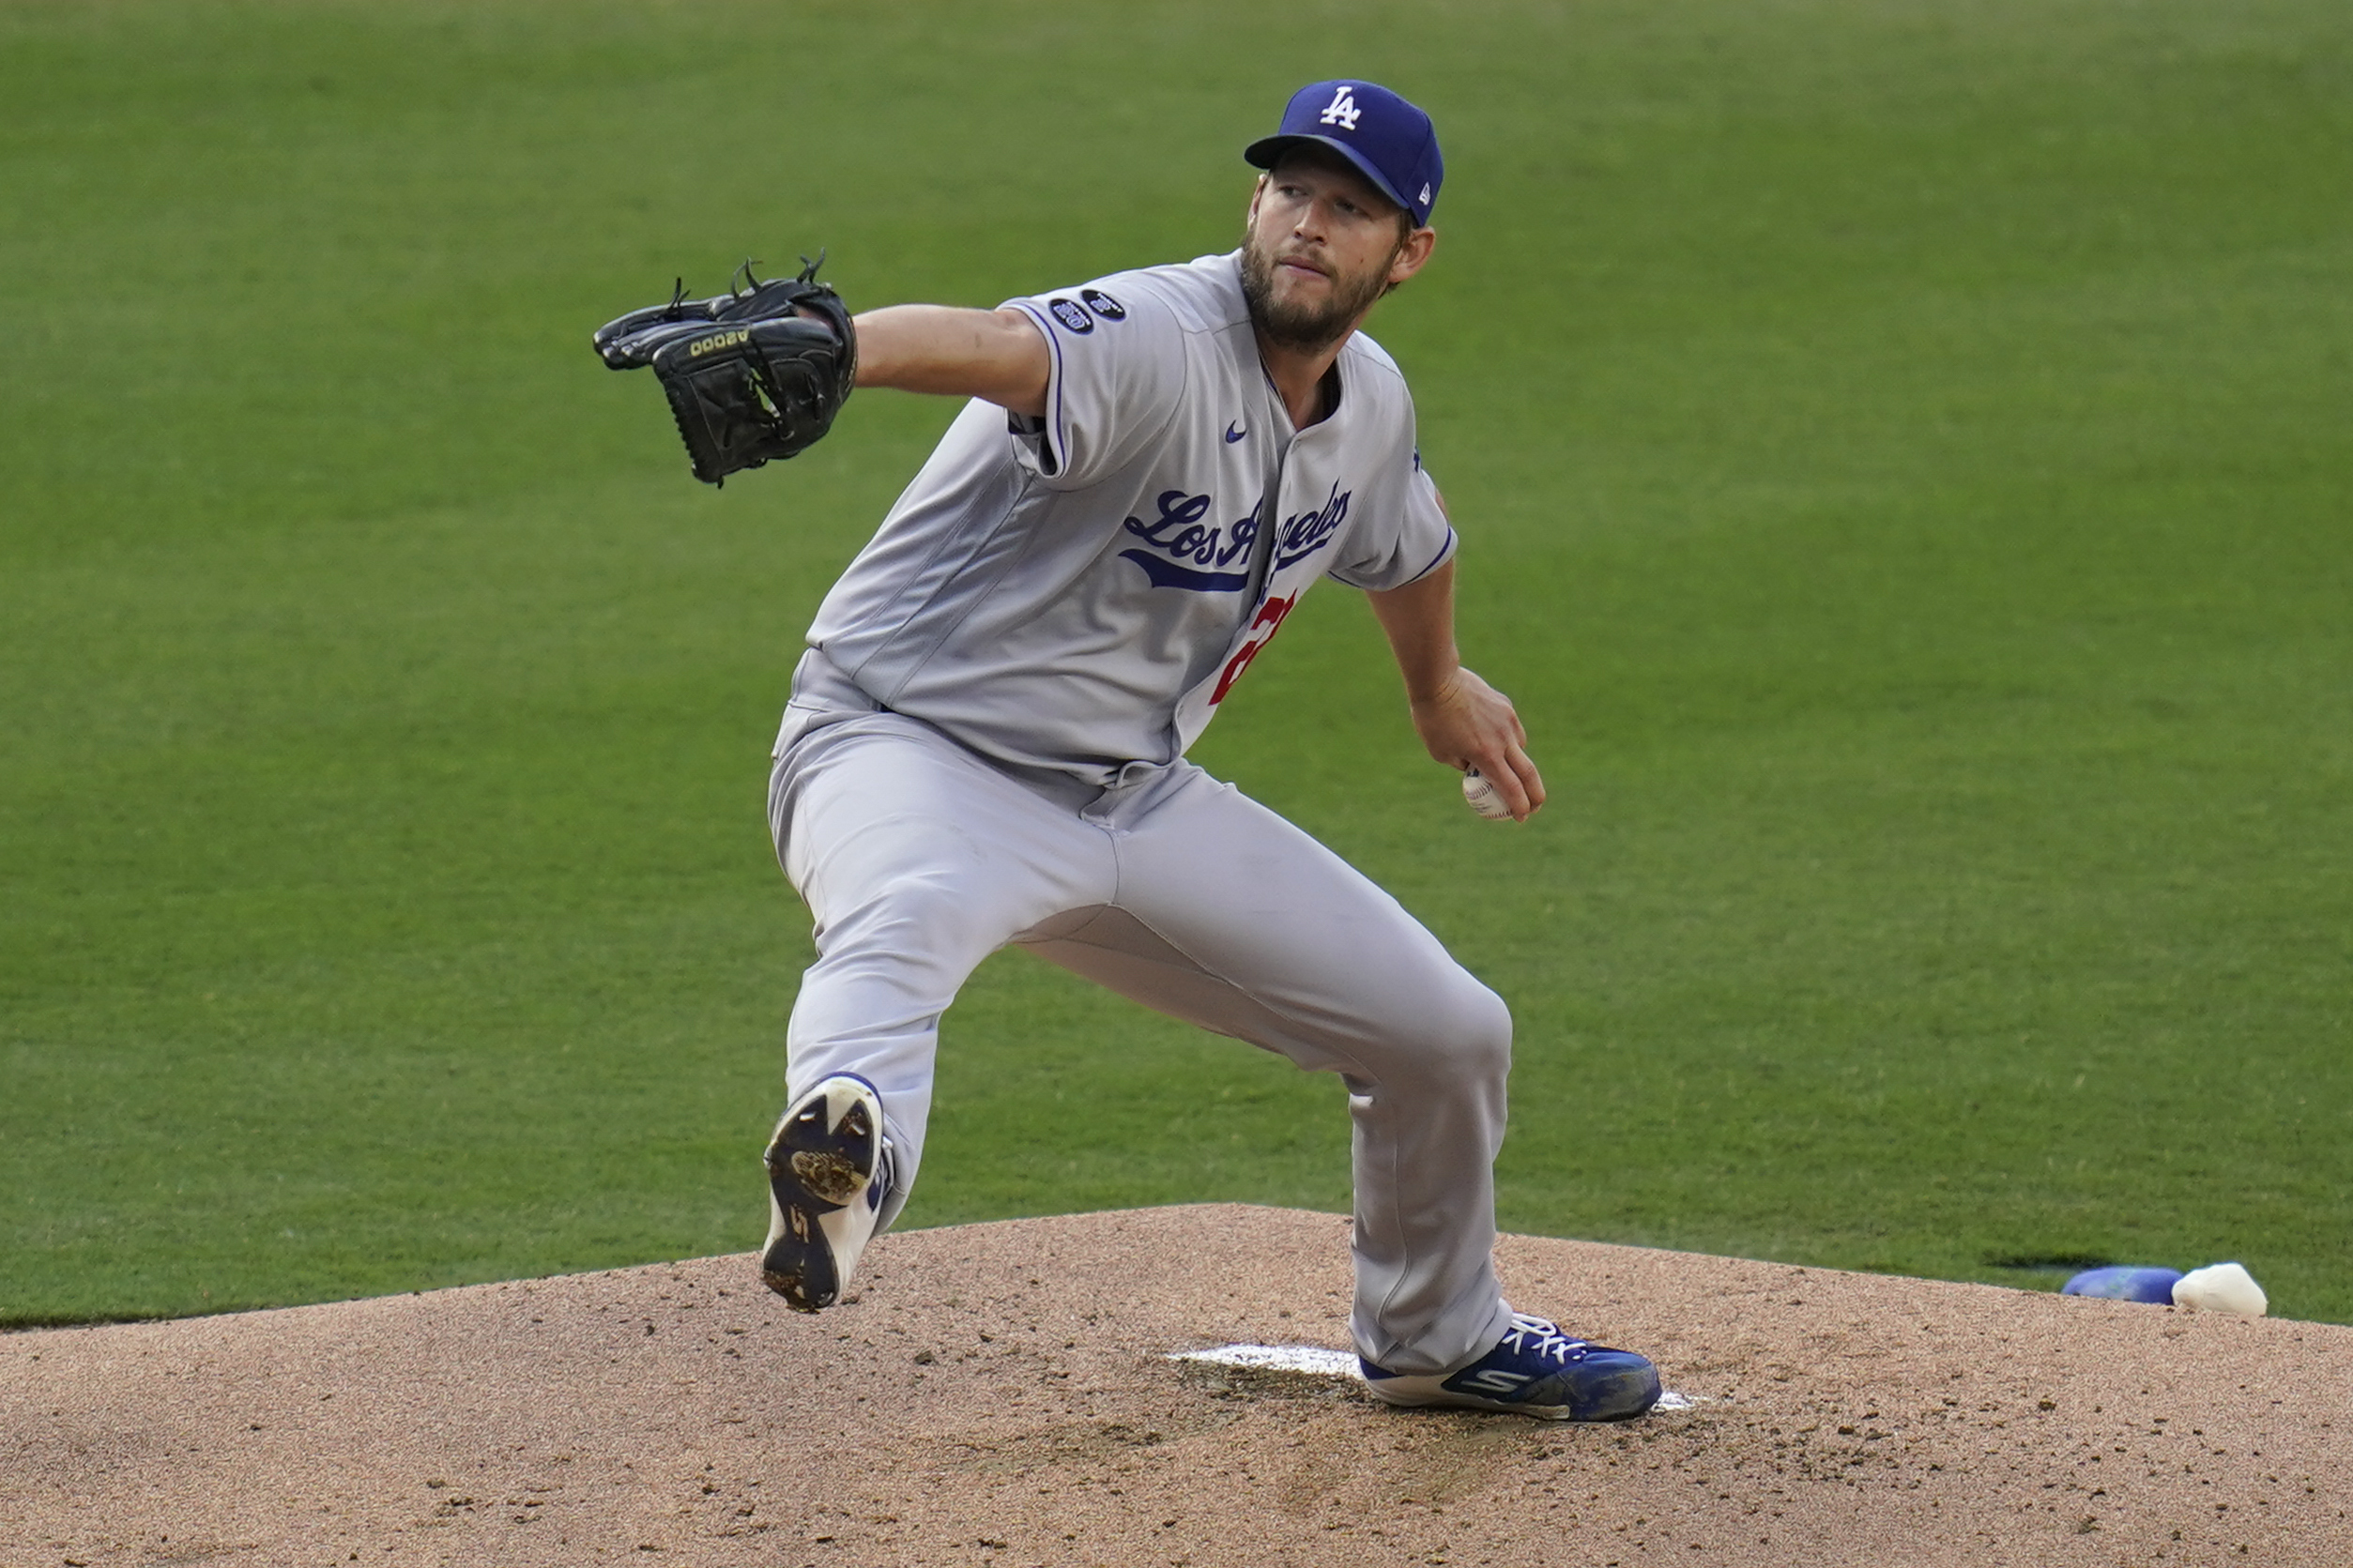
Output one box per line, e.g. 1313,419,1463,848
1244,79,1445,227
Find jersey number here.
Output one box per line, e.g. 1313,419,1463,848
1210,591,1298,705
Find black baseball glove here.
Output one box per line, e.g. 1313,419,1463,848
592,254,857,486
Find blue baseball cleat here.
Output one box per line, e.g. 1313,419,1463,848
760,1073,893,1313
1362,1313,1662,1421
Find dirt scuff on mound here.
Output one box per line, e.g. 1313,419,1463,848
5,1205,2348,1565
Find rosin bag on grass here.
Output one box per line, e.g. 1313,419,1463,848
2173,1262,2269,1317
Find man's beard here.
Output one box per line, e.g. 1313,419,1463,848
1239,230,1397,354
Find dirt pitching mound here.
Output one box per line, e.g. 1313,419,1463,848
6,1205,2347,1566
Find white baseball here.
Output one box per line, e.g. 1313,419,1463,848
1461,769,1513,820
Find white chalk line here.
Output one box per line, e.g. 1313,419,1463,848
1169,1343,1699,1411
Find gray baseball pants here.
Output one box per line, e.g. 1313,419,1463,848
767,656,1516,1374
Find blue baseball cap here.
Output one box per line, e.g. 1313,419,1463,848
1245,80,1444,227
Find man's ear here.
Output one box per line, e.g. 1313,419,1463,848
1388,226,1438,287
1245,173,1269,228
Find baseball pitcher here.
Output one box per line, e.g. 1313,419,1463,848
598,80,1659,1421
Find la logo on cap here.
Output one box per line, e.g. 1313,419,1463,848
1318,84,1362,130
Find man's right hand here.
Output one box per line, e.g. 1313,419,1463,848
1408,666,1546,823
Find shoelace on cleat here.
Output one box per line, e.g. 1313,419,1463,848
1498,1313,1591,1364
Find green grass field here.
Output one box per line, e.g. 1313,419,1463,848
4,0,2347,1327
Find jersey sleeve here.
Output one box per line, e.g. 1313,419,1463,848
1329,446,1459,592
1001,280,1186,491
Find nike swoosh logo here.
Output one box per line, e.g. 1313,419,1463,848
1224,421,1246,443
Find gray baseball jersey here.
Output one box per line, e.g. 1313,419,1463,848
802,250,1457,785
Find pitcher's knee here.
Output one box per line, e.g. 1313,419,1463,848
819,865,1005,965
1448,977,1514,1080
1359,968,1512,1086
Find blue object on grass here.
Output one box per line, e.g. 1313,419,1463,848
2061,1266,2183,1303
